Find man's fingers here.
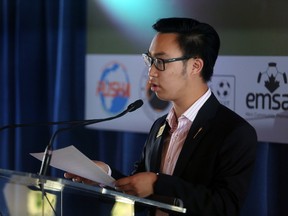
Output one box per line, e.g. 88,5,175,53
64,172,76,179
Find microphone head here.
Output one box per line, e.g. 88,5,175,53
127,99,144,112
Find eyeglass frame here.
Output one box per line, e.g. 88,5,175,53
142,53,195,71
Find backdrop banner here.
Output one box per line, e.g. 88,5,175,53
85,54,288,144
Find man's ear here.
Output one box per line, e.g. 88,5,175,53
191,58,204,75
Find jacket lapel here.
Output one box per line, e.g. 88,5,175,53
149,121,170,172
173,94,220,176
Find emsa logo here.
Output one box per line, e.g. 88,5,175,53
246,62,288,111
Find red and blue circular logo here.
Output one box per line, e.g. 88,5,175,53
96,62,130,114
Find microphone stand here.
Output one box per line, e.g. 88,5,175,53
38,99,143,176
37,99,143,216
1,100,143,216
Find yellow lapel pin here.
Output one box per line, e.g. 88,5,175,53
156,124,166,138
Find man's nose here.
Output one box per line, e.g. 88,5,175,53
148,64,158,77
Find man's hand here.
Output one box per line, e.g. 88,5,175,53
114,172,158,197
64,160,110,185
64,172,98,185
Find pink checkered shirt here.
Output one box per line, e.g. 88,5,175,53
156,89,211,216
161,88,211,175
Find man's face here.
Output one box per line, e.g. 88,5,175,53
147,33,193,103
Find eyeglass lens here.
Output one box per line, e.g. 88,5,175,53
143,54,165,71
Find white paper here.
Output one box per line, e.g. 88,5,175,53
30,145,115,188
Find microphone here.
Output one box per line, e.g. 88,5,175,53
0,100,144,132
0,119,94,132
38,99,143,176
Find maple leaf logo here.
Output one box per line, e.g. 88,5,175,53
265,74,280,93
257,62,287,93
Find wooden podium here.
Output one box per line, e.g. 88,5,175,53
0,169,186,216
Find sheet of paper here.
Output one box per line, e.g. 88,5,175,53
30,145,115,188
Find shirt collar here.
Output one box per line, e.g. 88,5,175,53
166,88,211,126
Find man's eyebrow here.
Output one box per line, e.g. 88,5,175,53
148,51,167,58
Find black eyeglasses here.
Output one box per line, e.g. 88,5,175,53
142,53,194,71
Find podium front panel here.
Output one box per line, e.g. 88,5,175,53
0,169,186,215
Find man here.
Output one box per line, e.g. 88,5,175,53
66,17,258,216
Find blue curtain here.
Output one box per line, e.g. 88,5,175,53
0,1,287,216
0,0,86,174
0,0,145,176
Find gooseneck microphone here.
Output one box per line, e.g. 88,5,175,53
0,119,94,132
38,99,143,176
0,100,144,133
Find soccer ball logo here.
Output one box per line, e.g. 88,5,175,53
216,80,231,99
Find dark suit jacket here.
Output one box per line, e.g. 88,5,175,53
132,93,258,216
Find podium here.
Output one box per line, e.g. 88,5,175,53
0,169,186,215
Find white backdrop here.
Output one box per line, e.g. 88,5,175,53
86,54,288,144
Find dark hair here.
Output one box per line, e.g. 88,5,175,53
152,17,220,82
